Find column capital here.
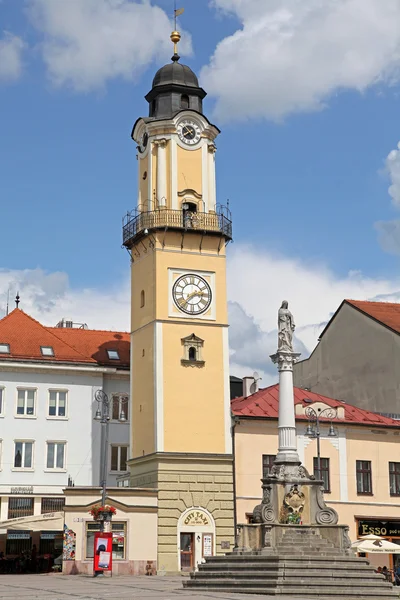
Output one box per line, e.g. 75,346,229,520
154,138,168,148
270,350,301,372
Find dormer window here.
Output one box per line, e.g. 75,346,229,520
0,343,10,354
41,346,54,357
107,349,120,360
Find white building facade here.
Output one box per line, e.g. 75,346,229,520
0,308,130,556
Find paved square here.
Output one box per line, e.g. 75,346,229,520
0,574,316,600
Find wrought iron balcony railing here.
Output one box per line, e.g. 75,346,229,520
122,206,232,247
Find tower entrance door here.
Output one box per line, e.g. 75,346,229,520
178,507,215,571
180,533,194,571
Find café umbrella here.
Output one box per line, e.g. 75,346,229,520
352,535,400,554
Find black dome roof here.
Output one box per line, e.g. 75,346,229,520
152,60,199,89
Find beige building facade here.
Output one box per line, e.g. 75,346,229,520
233,383,400,570
123,32,234,574
294,299,400,415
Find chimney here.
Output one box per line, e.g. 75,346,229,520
243,376,257,398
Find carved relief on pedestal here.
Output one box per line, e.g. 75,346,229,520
270,463,314,481
252,483,278,525
315,485,339,525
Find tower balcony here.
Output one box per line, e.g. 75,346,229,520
122,206,232,248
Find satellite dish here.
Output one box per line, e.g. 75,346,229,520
253,371,260,382
250,372,261,394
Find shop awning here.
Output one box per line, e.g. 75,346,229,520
0,512,64,533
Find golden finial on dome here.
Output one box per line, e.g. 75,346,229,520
170,30,181,57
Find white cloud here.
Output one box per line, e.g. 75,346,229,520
203,0,400,121
376,141,400,255
28,0,192,91
0,32,25,81
2,246,400,384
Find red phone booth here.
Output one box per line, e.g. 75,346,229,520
93,532,113,573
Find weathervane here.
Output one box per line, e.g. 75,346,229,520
171,1,184,59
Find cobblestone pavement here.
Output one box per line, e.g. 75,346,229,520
0,574,323,600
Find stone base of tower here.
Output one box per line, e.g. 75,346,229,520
127,452,235,574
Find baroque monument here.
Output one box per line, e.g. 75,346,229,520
185,303,398,598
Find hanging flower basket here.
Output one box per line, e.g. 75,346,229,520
90,504,117,521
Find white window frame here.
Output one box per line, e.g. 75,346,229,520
110,445,129,473
16,388,37,418
45,441,67,471
0,439,2,471
40,346,54,356
0,387,4,417
111,394,129,422
107,349,120,360
47,389,68,419
13,440,34,471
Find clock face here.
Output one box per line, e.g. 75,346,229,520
138,132,148,153
177,120,201,145
173,274,212,315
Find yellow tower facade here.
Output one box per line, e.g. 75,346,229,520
123,33,234,573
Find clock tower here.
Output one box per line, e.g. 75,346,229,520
123,30,234,573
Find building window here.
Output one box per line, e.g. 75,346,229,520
0,387,3,415
389,462,400,496
8,497,34,519
6,535,32,556
181,94,189,109
49,390,67,417
262,454,276,478
14,441,33,469
107,349,120,360
86,522,126,560
140,290,145,307
17,389,36,416
313,457,331,492
181,333,205,366
111,445,128,472
46,442,66,470
41,497,65,514
39,531,63,555
112,395,129,421
356,460,372,494
0,343,9,354
41,346,54,356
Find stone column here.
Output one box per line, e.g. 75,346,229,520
208,144,216,212
270,350,301,464
155,139,167,207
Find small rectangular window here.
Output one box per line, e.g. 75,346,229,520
86,522,126,560
0,388,3,415
17,389,36,416
41,346,54,356
110,445,129,472
356,460,372,494
389,462,400,496
41,497,65,514
262,454,276,479
8,497,34,519
313,457,331,492
0,343,10,353
46,442,65,470
107,350,120,360
14,441,33,469
112,395,129,421
49,390,67,417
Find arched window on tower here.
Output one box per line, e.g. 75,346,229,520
140,290,145,308
151,99,157,116
182,201,198,229
181,94,189,109
181,334,205,367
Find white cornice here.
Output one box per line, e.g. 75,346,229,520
0,361,129,376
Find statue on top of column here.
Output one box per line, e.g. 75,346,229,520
278,300,295,352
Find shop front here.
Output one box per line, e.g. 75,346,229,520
356,519,400,575
177,508,215,572
0,513,64,573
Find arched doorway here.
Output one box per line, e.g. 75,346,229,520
177,507,215,571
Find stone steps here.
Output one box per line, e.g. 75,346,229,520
195,570,387,580
183,585,399,598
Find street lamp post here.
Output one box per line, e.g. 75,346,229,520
94,390,129,528
305,406,338,483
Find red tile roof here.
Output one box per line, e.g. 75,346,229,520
0,309,129,368
231,384,400,428
345,299,400,334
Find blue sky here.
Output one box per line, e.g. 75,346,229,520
2,0,400,380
